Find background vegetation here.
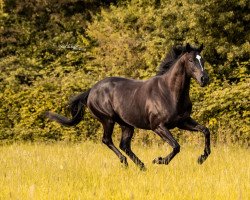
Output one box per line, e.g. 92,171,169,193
0,0,249,146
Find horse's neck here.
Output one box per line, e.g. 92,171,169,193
163,58,191,103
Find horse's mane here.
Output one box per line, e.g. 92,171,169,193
156,44,198,75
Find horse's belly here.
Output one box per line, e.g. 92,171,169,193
114,105,151,129
123,116,151,129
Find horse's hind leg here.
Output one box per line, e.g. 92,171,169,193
152,124,180,165
101,119,128,167
119,125,146,170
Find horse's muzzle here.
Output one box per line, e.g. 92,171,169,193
200,73,209,87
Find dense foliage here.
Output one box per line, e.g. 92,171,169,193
0,0,249,146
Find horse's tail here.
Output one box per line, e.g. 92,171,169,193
46,89,91,126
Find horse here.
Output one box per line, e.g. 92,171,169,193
46,43,211,170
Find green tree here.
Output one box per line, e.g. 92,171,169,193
0,0,249,145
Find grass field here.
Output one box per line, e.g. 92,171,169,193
0,141,249,200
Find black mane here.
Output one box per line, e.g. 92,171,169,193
156,44,199,75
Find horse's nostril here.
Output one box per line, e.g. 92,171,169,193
201,75,209,86
201,76,205,82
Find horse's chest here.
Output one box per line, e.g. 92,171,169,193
167,101,192,124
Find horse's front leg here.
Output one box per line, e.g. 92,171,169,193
178,117,211,164
152,124,180,165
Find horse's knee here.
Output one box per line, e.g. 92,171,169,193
102,137,112,146
119,141,133,155
119,142,129,152
174,144,180,154
119,142,125,151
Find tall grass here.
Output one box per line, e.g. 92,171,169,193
0,142,249,200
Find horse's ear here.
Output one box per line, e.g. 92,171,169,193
186,43,191,53
198,43,204,52
173,45,183,56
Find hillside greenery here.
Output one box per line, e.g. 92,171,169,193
0,0,249,146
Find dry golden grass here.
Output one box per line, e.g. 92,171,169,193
0,142,249,200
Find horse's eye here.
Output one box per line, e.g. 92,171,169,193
188,59,193,62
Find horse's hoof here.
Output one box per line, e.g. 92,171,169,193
152,157,163,164
197,155,207,165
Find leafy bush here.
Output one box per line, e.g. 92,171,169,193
0,0,249,146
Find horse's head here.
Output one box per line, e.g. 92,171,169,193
183,43,209,87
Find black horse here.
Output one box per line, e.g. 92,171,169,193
46,43,211,170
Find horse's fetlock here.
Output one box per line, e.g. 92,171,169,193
174,145,180,153
120,156,128,164
205,148,211,155
102,138,111,145
203,127,210,135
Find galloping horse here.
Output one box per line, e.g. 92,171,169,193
46,43,211,170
